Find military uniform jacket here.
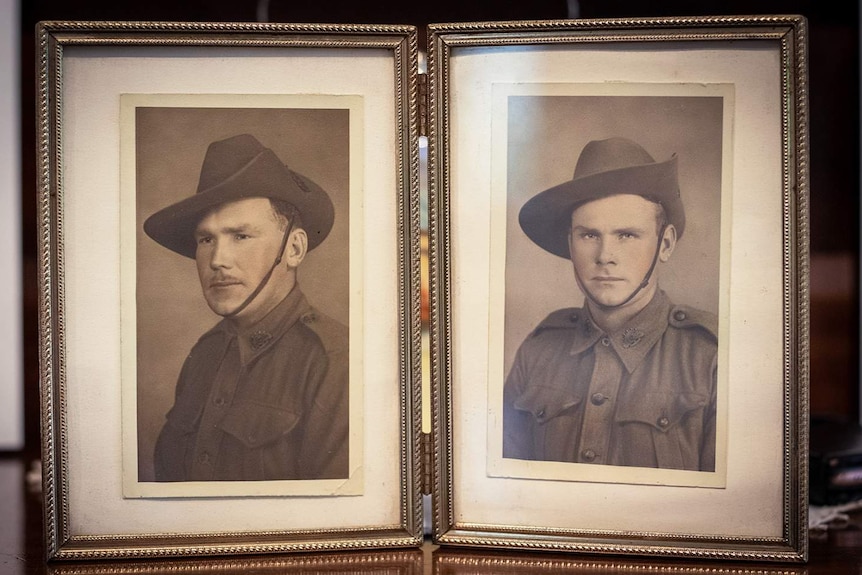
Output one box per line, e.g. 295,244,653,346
154,286,349,481
503,290,717,471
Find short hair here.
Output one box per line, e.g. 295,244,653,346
268,198,304,232
649,200,668,235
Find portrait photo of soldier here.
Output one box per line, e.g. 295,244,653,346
500,93,726,475
131,104,353,486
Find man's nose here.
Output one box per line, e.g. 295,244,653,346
209,239,232,269
596,238,616,265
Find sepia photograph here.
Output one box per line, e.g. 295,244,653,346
123,95,361,495
123,97,363,497
490,86,730,487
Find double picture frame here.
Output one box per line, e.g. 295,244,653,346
37,15,809,563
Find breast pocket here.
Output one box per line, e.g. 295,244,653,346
218,401,301,449
512,386,583,462
614,391,708,470
213,401,305,479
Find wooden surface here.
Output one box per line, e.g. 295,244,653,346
1,457,860,575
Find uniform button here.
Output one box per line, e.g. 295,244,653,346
536,408,546,419
657,416,670,428
674,310,687,322
581,449,597,462
301,313,317,324
569,313,579,323
199,452,211,465
213,396,226,407
601,337,611,347
247,434,257,444
591,393,608,406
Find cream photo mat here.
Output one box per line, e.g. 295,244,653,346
445,41,787,538
59,44,403,536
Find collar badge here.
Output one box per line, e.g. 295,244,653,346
621,327,644,348
249,330,272,351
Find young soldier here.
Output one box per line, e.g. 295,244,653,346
504,137,717,471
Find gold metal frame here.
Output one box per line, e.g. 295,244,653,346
427,16,809,562
46,549,424,574
37,21,423,560
432,548,807,574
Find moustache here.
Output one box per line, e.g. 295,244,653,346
208,274,243,287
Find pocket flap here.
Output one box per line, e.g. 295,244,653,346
512,386,582,424
218,402,301,449
615,391,707,432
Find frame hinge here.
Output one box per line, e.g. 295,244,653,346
421,431,432,495
418,72,428,137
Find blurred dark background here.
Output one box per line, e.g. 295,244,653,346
16,1,860,457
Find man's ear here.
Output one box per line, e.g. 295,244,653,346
658,224,677,263
283,228,308,268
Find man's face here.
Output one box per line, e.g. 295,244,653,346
568,194,667,309
194,197,292,322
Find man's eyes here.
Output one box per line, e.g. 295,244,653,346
576,231,639,240
196,233,253,244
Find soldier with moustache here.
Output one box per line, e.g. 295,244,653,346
144,134,349,481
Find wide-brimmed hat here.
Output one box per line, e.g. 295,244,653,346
518,137,685,259
143,134,335,259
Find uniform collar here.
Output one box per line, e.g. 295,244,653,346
569,290,671,374
218,285,311,365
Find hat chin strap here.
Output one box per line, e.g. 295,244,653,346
576,224,667,311
223,219,295,320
